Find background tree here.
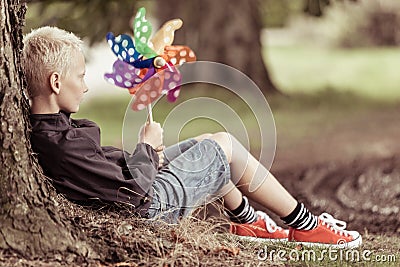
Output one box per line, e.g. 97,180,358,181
26,0,282,95
155,0,279,95
25,0,138,45
0,0,88,258
24,0,364,97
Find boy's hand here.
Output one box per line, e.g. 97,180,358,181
138,122,164,150
155,145,165,167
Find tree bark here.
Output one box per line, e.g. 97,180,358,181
156,0,280,96
0,0,88,258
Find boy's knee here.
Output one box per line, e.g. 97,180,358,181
194,133,213,142
214,132,236,144
209,132,233,162
194,132,234,162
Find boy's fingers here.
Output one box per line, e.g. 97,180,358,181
155,145,165,152
154,144,164,168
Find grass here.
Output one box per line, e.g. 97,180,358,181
74,88,399,157
75,86,266,150
75,45,400,150
264,46,400,102
229,234,400,266
68,45,400,266
59,202,400,267
3,199,397,266
75,96,131,146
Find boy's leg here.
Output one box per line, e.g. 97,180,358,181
208,132,297,217
161,134,214,167
147,138,231,223
162,139,198,166
208,132,362,248
220,180,289,241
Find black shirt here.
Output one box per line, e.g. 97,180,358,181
29,111,158,216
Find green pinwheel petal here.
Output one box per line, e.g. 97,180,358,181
134,7,157,58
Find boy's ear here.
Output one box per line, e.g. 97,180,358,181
49,72,61,95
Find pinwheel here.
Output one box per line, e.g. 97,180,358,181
104,7,196,121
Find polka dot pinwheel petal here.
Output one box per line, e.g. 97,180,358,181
162,64,182,102
106,32,140,64
129,65,182,111
104,6,197,121
134,7,157,59
131,74,164,111
163,45,197,66
104,59,145,89
150,19,183,55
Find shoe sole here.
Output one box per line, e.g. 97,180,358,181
290,235,362,249
233,235,288,243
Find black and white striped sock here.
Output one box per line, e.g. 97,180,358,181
281,202,318,230
226,196,258,224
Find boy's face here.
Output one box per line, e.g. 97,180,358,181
57,49,88,113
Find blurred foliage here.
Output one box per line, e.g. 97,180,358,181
329,0,400,47
25,0,367,45
259,0,303,27
303,0,358,17
25,0,153,45
258,0,361,27
261,0,400,48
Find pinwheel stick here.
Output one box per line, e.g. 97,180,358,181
147,104,153,123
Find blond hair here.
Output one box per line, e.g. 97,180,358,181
22,26,84,98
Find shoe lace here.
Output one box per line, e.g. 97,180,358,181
319,213,350,237
256,211,283,233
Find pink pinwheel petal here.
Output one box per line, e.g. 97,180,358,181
131,74,163,111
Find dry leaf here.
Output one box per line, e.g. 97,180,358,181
171,230,186,243
214,246,240,256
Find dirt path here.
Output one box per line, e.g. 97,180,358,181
269,107,400,234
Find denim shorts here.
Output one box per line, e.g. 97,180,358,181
146,138,231,223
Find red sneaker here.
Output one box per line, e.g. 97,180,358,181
289,213,362,248
230,211,289,242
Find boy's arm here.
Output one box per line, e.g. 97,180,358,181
57,137,158,215
123,142,159,186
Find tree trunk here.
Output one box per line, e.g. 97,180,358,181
0,0,88,258
156,0,280,95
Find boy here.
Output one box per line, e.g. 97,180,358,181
24,26,361,248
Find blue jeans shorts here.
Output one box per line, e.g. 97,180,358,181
146,138,231,223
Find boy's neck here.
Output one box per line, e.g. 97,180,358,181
30,96,60,114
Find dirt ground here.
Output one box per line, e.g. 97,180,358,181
268,106,400,235
1,100,399,266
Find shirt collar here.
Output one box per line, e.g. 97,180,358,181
29,111,72,132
